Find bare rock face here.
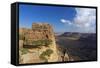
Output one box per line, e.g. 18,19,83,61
19,23,59,64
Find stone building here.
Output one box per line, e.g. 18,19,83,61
24,23,54,44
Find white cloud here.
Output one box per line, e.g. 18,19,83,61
60,19,67,23
60,8,96,33
74,8,96,28
60,19,72,25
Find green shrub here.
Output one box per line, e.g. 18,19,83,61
23,39,52,48
20,48,29,55
44,39,52,46
45,49,53,56
32,39,52,47
39,49,53,62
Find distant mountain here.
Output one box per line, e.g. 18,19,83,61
54,32,64,36
79,33,96,41
59,32,80,37
59,32,96,38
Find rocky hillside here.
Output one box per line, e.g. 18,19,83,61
19,23,60,64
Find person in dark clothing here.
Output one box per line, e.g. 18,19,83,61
61,48,66,61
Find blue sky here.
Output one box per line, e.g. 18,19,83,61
19,4,96,33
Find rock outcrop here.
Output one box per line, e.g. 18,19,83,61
19,23,59,64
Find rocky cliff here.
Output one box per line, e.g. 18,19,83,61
19,23,59,64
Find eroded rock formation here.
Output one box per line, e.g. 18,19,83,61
19,23,59,64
